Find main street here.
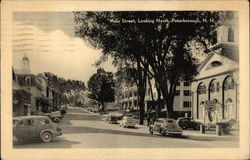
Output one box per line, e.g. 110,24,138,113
15,107,239,148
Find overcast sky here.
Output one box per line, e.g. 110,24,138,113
12,12,115,84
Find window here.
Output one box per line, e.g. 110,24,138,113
224,77,235,90
183,101,191,108
175,90,180,96
23,119,34,126
129,91,132,97
184,90,190,96
211,61,222,67
216,82,220,92
198,83,206,94
134,91,137,97
228,28,234,42
166,120,175,123
184,82,190,86
35,118,50,125
25,76,31,85
209,82,216,93
176,82,180,86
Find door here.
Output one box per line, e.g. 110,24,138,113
17,119,36,140
24,105,28,116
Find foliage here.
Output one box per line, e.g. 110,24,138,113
87,68,115,111
74,11,230,118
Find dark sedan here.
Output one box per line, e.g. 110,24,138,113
176,117,201,130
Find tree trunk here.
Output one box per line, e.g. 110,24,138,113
100,101,105,111
166,94,174,118
137,60,147,125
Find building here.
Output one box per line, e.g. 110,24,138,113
12,68,31,116
14,55,51,115
118,78,192,117
191,13,239,124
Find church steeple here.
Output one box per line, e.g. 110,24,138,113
21,54,31,74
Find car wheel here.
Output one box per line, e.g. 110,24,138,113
149,128,153,134
42,132,53,143
182,125,187,130
54,118,60,123
160,129,166,136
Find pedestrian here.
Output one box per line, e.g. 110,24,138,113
147,114,150,126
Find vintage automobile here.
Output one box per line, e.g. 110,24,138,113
119,116,136,128
13,116,62,144
42,111,63,123
176,117,201,130
106,115,118,124
149,118,182,136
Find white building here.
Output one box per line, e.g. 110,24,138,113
119,78,192,117
191,13,239,124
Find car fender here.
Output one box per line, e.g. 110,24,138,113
40,129,53,138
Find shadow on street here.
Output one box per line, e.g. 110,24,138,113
60,125,238,142
14,137,80,148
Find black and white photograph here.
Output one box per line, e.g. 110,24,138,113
1,1,249,160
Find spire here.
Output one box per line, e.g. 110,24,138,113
23,53,29,61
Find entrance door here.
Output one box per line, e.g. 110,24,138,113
24,105,28,116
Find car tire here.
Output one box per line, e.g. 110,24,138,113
160,129,166,136
42,132,53,143
54,118,60,123
182,125,187,130
149,128,153,134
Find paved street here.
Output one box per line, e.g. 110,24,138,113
15,107,239,148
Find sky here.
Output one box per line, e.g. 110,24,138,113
12,12,115,84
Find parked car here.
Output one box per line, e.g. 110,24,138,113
149,118,182,136
42,111,63,123
106,115,118,124
119,116,136,128
13,116,62,144
176,117,201,130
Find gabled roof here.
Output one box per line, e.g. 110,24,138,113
197,52,215,72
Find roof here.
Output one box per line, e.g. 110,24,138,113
197,52,215,72
13,115,49,120
197,43,238,72
23,54,29,60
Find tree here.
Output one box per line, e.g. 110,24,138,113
74,11,230,118
87,68,115,111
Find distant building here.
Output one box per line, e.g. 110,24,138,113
12,68,31,116
118,78,192,117
14,55,51,115
191,13,239,124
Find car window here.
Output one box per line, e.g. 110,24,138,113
166,119,175,123
156,120,164,124
35,118,50,125
22,119,34,126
